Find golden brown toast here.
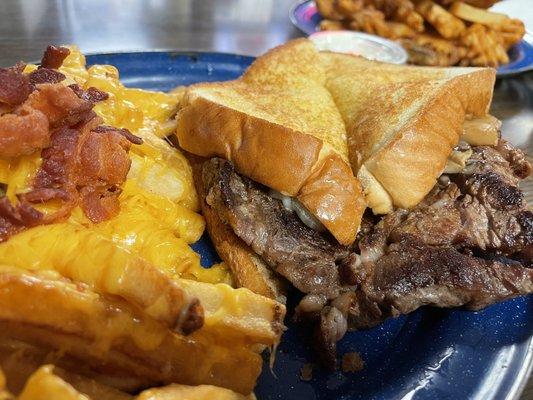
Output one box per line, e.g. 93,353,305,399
176,39,366,246
322,52,495,212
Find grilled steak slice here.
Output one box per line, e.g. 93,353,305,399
202,158,349,297
302,141,532,367
390,143,532,256
200,140,532,370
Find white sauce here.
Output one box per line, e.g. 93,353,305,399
269,190,326,232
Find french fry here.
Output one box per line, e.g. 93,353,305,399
0,227,285,346
385,21,418,38
136,384,255,400
336,0,365,15
320,19,346,31
401,33,466,66
182,280,285,347
316,0,345,21
18,366,91,400
449,2,508,25
0,337,136,397
348,7,394,38
0,267,263,395
460,24,508,67
416,0,466,39
1,361,255,400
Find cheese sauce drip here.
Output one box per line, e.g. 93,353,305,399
0,47,229,285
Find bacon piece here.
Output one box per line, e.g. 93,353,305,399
68,84,109,104
93,125,143,145
29,68,66,86
0,64,30,106
78,129,132,186
40,45,70,69
0,197,43,242
25,83,92,128
76,128,132,223
0,105,49,159
80,186,122,223
20,188,71,203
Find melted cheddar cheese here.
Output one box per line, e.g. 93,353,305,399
0,47,230,285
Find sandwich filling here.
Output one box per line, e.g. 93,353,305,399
201,138,532,368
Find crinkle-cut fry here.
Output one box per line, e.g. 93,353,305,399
416,0,465,39
320,19,346,31
493,19,525,49
18,366,90,400
316,0,345,21
0,267,262,395
449,2,525,49
460,24,508,67
180,280,285,347
348,7,394,38
385,21,417,38
136,384,255,400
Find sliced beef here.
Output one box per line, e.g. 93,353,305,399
202,158,349,297
200,140,532,370
389,143,532,255
298,141,532,368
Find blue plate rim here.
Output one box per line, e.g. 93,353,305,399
289,0,533,77
82,49,533,400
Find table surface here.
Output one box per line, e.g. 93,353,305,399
0,0,532,398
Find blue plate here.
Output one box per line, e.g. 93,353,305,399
86,51,533,400
290,0,533,77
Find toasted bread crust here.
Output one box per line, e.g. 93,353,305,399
188,154,286,302
177,94,323,196
297,153,365,245
362,71,495,208
176,51,365,245
324,51,496,210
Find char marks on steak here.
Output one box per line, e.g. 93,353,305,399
202,158,350,297
200,140,532,370
349,140,533,325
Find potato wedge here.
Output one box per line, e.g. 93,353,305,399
0,227,285,346
0,267,262,395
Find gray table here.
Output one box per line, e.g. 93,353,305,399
0,0,531,398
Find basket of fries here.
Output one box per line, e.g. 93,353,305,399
316,0,526,67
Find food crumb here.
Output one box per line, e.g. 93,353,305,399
300,363,313,381
342,352,364,373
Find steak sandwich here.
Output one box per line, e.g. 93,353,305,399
175,39,532,368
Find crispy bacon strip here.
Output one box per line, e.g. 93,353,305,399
0,105,49,158
93,124,143,145
0,63,30,106
0,197,43,241
0,46,141,241
40,45,70,69
69,84,109,104
25,83,93,128
29,68,66,86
